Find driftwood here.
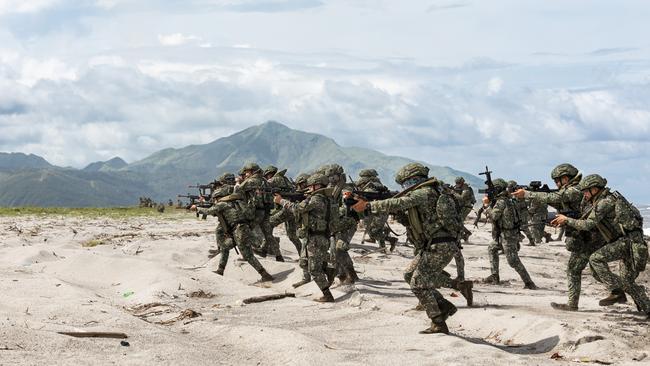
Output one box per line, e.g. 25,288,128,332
58,331,128,339
242,293,295,304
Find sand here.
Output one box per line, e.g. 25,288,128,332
0,212,648,365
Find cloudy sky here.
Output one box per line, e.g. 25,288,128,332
1,0,650,203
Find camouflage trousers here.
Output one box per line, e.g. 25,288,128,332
566,251,591,307
307,234,331,291
488,230,533,283
453,242,465,281
530,214,547,244
255,210,281,257
296,238,310,282
589,236,650,314
218,223,267,275
519,212,535,244
269,207,302,253
404,241,457,323
365,213,389,246
333,224,357,280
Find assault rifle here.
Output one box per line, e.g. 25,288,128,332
177,194,212,219
343,189,398,210
512,181,558,193
478,166,497,207
263,187,309,203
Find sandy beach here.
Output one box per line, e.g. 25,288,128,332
0,211,648,365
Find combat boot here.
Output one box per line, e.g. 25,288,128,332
550,302,578,311
388,237,398,252
438,298,458,320
543,232,553,243
315,289,335,303
253,247,267,258
459,281,474,306
326,267,338,286
483,274,500,285
292,278,311,288
348,269,360,283
213,267,225,276
524,281,538,290
275,255,285,262
419,321,449,335
259,270,274,282
598,289,627,306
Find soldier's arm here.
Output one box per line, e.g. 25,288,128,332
460,187,473,203
198,202,227,216
437,194,461,234
565,197,614,231
487,199,505,221
525,187,581,207
370,189,426,214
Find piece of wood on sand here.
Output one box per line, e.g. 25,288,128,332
57,331,128,339
242,292,295,304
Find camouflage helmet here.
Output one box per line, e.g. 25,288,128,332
307,173,329,187
263,165,278,177
395,163,429,185
359,169,378,178
242,162,261,173
295,173,309,186
508,180,517,188
578,174,607,191
492,178,508,192
219,172,235,184
551,163,579,180
455,176,465,184
320,163,344,177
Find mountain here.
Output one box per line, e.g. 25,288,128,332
125,121,484,199
0,121,483,207
83,157,128,172
0,152,52,171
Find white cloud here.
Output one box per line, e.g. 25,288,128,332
486,76,503,96
157,33,201,46
0,0,59,15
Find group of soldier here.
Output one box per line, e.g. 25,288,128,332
187,161,648,335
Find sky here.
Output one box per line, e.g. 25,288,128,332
1,0,650,203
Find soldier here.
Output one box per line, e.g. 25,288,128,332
512,164,611,311
265,165,303,253
290,173,313,288
191,192,274,282
453,176,476,243
275,173,338,302
319,164,359,284
357,169,397,252
350,163,473,334
529,198,552,244
208,173,236,259
483,178,537,289
508,180,536,246
551,174,649,317
236,162,285,262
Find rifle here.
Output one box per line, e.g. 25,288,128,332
262,187,308,203
473,206,486,227
343,190,399,210
177,194,212,219
511,181,558,193
478,166,497,207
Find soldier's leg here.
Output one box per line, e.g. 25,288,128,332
284,215,303,253
590,240,650,314
486,240,500,281
308,236,334,301
410,243,456,333
503,234,535,287
259,214,283,260
367,214,386,248
453,243,465,281
234,225,273,280
566,252,590,308
216,238,235,275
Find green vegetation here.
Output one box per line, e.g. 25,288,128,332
0,206,185,218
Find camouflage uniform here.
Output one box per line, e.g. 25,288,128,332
279,173,338,302
236,163,284,261
528,199,550,244
509,181,535,245
366,163,471,334
357,169,396,250
291,173,312,287
198,193,273,281
524,164,595,309
486,179,536,288
562,175,650,315
453,177,476,242
319,164,359,284
266,167,303,253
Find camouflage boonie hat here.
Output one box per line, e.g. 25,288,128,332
455,177,465,184
492,178,508,192
242,162,261,173
551,163,579,180
263,165,278,177
579,174,607,191
359,169,378,178
219,173,235,184
395,163,429,185
307,173,329,187
295,173,309,186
